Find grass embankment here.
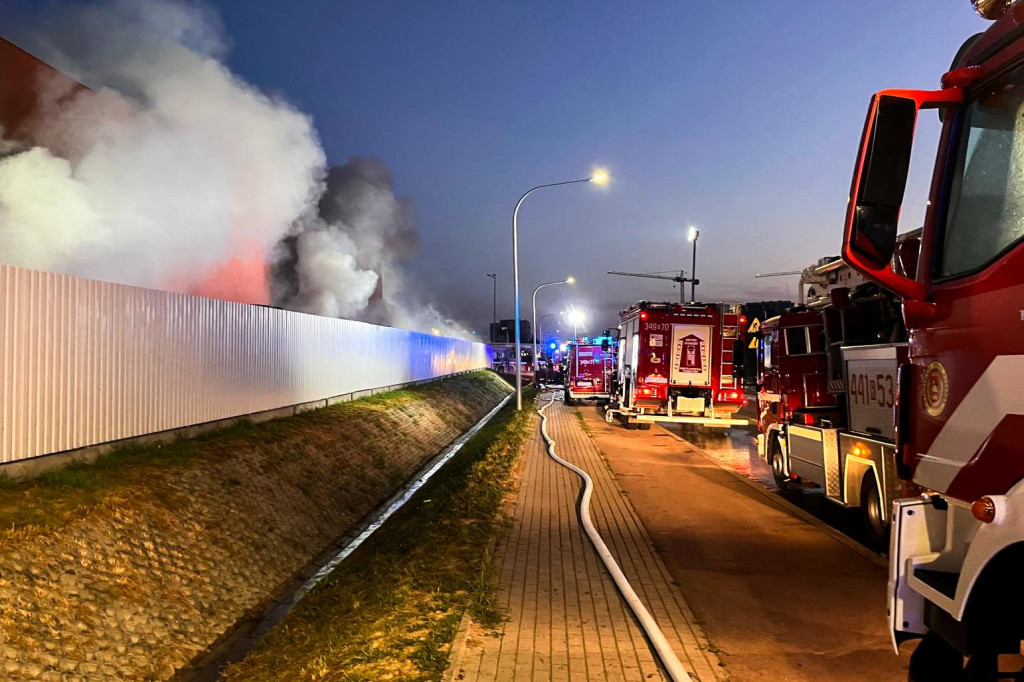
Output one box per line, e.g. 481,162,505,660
0,376,500,536
224,389,535,682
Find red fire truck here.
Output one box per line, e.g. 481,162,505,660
840,2,1024,675
606,301,748,429
755,272,906,547
563,334,616,405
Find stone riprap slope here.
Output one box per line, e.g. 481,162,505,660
0,371,510,681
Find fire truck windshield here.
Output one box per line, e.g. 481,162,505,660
941,63,1024,278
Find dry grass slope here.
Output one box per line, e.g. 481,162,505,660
224,387,534,682
0,371,510,681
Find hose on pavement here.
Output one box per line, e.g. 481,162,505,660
536,391,690,682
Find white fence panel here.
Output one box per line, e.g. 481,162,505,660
0,264,492,464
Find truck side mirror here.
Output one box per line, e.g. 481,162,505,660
842,88,962,301
601,339,610,352
849,95,915,268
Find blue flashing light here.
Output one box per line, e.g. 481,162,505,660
549,342,557,349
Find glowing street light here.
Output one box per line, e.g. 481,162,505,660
532,277,574,380
567,307,586,338
512,170,609,410
687,226,700,301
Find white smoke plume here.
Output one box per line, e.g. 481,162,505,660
0,0,471,337
0,0,324,301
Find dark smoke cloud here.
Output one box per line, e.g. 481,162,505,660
272,157,468,336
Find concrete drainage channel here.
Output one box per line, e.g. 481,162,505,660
180,394,512,681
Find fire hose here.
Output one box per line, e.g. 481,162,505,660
537,391,689,682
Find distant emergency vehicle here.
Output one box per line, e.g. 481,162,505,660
563,335,616,405
606,301,747,429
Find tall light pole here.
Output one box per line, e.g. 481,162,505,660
566,307,586,380
486,273,497,338
532,277,574,380
688,226,700,302
512,169,608,410
567,307,586,339
538,313,558,347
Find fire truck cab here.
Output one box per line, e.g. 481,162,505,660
606,301,748,429
840,3,1024,675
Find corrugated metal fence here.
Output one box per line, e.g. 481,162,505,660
0,264,492,464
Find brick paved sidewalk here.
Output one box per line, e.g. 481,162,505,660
445,395,724,681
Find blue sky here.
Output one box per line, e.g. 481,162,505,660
0,1,986,335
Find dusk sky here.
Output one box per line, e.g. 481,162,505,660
0,1,986,337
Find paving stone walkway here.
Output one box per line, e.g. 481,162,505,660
446,394,724,681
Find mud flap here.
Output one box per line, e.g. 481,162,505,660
756,433,766,460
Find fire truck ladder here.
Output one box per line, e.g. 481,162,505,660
719,305,738,392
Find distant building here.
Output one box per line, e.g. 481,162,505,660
489,319,532,344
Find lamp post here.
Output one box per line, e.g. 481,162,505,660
532,277,574,381
566,307,586,380
688,226,700,302
567,307,586,339
512,170,608,410
538,313,558,347
486,273,497,339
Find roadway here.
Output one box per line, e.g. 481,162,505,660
577,397,913,681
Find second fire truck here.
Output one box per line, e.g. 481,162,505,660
755,262,907,546
606,301,748,429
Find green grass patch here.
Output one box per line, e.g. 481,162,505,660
224,388,535,682
0,372,500,538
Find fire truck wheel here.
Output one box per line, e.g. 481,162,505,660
624,417,639,430
860,475,890,549
637,422,652,430
908,632,964,682
563,390,574,406
769,438,790,491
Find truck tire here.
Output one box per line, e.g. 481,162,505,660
637,422,652,430
624,417,639,430
563,390,574,406
908,632,963,682
860,474,890,550
770,437,790,490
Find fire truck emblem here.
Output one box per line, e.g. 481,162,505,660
677,334,705,373
923,361,949,417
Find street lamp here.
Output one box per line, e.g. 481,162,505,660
486,273,497,338
567,307,586,338
512,170,609,410
688,226,700,302
566,307,586,381
532,277,574,381
538,313,558,347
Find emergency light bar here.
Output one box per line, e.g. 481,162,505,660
973,0,1012,19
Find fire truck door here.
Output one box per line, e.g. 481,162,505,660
912,74,1024,497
